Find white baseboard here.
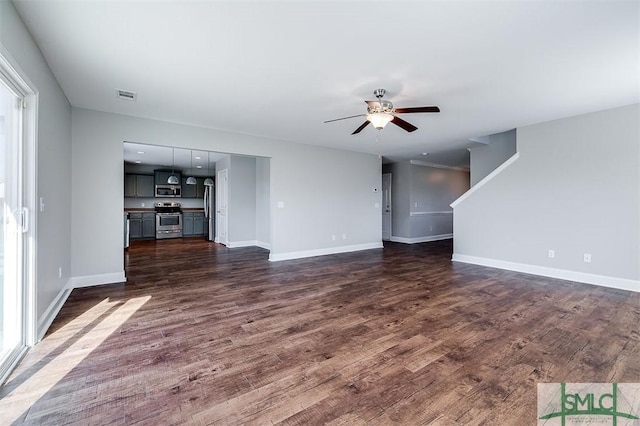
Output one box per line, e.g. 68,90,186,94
390,234,453,244
37,271,127,341
269,242,383,262
67,271,127,289
452,254,640,293
37,284,72,342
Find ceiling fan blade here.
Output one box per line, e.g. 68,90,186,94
391,116,418,132
324,114,366,123
351,121,370,135
394,106,440,114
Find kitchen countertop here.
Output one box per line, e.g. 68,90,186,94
124,208,204,213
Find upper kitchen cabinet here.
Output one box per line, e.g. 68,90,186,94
181,177,197,198
124,174,154,198
154,170,181,186
181,177,210,198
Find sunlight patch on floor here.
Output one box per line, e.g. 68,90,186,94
0,296,150,424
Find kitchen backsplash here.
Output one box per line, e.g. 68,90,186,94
124,197,204,209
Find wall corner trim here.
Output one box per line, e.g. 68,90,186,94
389,234,453,244
269,242,383,262
452,253,640,293
68,271,127,289
450,152,520,208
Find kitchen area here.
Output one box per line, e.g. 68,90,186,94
123,142,225,248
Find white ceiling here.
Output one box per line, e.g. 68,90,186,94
13,1,639,165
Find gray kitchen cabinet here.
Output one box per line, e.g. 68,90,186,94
129,212,155,240
142,213,155,238
183,212,194,236
129,213,142,239
181,177,197,198
181,177,208,199
193,212,205,235
182,211,206,237
196,178,208,198
125,174,154,198
125,174,136,197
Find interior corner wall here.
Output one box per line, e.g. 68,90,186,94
1,1,72,324
255,157,270,246
469,129,517,186
228,155,256,243
453,104,640,287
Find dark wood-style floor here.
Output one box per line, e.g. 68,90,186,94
1,238,639,425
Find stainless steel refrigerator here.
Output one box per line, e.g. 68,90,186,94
204,184,215,241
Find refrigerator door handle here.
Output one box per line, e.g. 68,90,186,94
204,187,209,217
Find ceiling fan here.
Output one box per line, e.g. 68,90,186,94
325,89,440,135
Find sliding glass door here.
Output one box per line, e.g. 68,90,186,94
0,69,25,382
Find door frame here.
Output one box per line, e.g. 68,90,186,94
382,173,392,241
0,47,38,386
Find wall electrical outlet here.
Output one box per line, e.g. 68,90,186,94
331,235,336,241
342,233,347,240
58,267,62,279
583,253,592,263
548,249,555,259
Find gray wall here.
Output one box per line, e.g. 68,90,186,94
469,129,517,186
1,1,72,324
388,162,411,238
454,104,639,284
409,163,469,239
71,107,381,279
256,157,270,246
387,160,469,240
229,155,256,243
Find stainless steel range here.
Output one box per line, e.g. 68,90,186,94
155,202,183,239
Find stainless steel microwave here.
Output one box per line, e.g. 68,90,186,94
155,185,181,198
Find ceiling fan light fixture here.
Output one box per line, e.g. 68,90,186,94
367,112,393,130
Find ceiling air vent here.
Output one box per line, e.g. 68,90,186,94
116,89,137,101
